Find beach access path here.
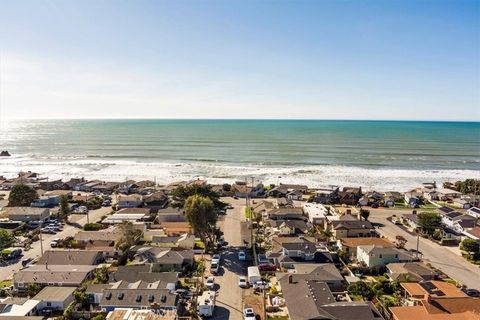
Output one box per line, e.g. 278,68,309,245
0,206,112,283
369,208,480,290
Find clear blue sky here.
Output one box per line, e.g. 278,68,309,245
0,0,479,120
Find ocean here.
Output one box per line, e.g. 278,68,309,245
1,119,479,191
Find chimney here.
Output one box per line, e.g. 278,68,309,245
288,275,293,284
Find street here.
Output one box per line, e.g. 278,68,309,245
0,206,112,282
369,208,480,290
212,198,248,320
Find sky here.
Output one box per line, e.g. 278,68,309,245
0,0,479,121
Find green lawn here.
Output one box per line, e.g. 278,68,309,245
267,316,289,320
0,280,12,288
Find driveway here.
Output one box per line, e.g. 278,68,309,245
369,208,480,290
0,206,112,282
213,198,249,320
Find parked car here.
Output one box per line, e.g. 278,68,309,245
238,276,248,288
21,257,33,267
226,204,233,209
258,263,276,272
50,238,62,248
238,251,246,261
211,262,220,274
253,281,270,290
212,254,221,264
206,276,215,290
464,288,480,297
41,228,56,234
243,307,256,320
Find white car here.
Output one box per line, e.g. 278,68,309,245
206,276,215,290
238,276,248,288
243,307,256,320
238,251,246,261
212,254,221,264
253,281,270,290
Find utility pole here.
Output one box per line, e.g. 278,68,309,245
416,230,420,260
38,226,44,256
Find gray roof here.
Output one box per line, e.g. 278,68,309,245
14,265,95,285
5,207,49,216
100,284,177,308
37,250,101,265
386,262,436,282
33,286,75,301
110,266,178,285
332,220,373,230
134,247,194,264
278,264,344,284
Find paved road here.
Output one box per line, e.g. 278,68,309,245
0,206,112,282
370,208,480,290
212,198,248,320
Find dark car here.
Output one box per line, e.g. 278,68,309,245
258,263,276,272
464,288,480,297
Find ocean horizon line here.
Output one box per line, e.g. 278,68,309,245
2,117,480,124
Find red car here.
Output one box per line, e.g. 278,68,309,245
258,263,276,272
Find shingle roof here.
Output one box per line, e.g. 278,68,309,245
37,250,101,265
14,265,95,285
33,286,75,301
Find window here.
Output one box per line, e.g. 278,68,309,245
47,302,51,307
379,254,383,259
395,254,398,258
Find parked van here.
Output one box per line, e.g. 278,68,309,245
247,266,261,285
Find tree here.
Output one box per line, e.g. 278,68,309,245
59,195,70,222
116,221,143,253
360,209,370,221
8,184,38,206
320,228,333,242
460,238,480,259
0,229,15,248
184,195,217,247
347,281,375,300
26,283,41,297
171,184,225,210
417,212,442,236
93,266,109,284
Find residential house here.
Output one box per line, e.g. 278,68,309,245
438,206,455,215
74,226,123,247
99,280,178,313
231,182,265,198
106,309,177,320
116,194,143,209
158,222,191,236
155,207,186,223
337,187,363,205
13,265,95,292
267,220,309,236
384,192,404,207
452,198,471,209
33,287,75,312
314,186,339,204
279,276,384,320
38,179,65,191
386,262,436,282
5,207,49,223
464,227,480,242
109,265,178,292
0,298,40,317
467,207,480,219
37,250,103,265
131,247,194,272
102,213,147,224
443,212,477,233
329,217,375,239
31,195,60,208
268,184,308,198
303,203,328,225
151,233,195,249
337,237,394,259
404,192,422,207
402,213,420,229
277,263,345,290
143,191,168,211
267,207,305,221
356,245,415,269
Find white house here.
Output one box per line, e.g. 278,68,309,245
467,207,480,219
116,194,143,209
34,287,75,312
357,245,415,269
302,203,328,225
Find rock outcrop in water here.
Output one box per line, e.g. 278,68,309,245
0,150,11,157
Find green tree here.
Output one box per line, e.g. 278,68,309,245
417,212,442,236
91,315,106,320
8,184,38,206
0,229,15,248
26,283,41,297
320,228,333,242
93,266,109,284
116,221,143,253
460,238,480,259
73,290,90,308
347,281,375,300
360,208,370,221
184,195,217,247
59,195,70,222
171,184,225,210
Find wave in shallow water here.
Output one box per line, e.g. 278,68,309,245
1,155,479,191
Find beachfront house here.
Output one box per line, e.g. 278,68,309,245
116,194,143,209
